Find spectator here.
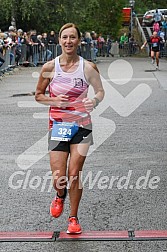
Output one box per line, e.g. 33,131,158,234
83,32,92,60
0,57,5,68
4,27,16,65
48,30,58,45
162,18,167,41
158,28,165,55
119,32,128,48
48,30,59,58
129,34,135,55
30,30,41,66
97,33,105,56
15,29,24,66
0,33,5,69
91,31,98,61
80,32,86,58
21,31,33,62
153,9,163,26
41,33,52,62
106,35,112,57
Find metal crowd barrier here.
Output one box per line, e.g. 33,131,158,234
19,44,95,66
0,50,10,71
0,43,96,73
110,42,119,57
0,46,16,76
1,42,166,75
160,42,167,57
119,42,140,57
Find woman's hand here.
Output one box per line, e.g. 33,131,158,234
54,94,69,109
82,98,95,112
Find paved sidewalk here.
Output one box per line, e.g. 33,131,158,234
0,57,167,252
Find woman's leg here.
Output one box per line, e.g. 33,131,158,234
151,50,155,64
46,49,52,61
151,50,155,60
50,151,69,196
155,51,160,66
68,143,90,217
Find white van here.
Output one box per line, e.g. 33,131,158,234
142,9,167,26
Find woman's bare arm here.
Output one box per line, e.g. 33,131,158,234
84,60,105,108
35,61,69,108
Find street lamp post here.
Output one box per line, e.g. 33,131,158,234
11,0,16,30
129,0,135,35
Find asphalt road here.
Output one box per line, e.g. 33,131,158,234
0,57,167,252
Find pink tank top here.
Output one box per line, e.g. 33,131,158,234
49,56,92,129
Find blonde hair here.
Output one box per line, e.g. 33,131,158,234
59,23,81,39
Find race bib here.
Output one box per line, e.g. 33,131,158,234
152,43,158,47
51,121,79,141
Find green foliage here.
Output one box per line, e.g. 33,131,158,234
132,0,167,14
2,0,166,37
96,0,127,36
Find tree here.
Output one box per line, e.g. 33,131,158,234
96,0,127,36
133,0,167,14
0,0,129,38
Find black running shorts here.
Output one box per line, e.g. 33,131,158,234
48,124,93,152
151,47,160,52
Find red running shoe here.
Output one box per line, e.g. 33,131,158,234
50,188,67,218
67,217,82,234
